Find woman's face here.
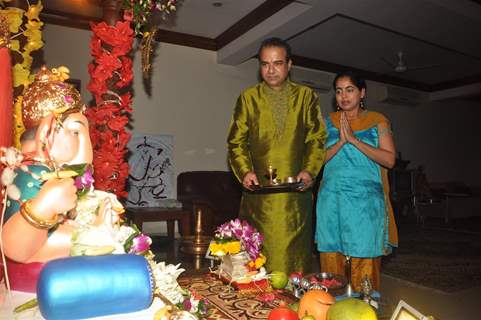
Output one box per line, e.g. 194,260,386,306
335,76,365,112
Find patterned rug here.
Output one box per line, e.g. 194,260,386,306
178,275,294,320
381,224,481,293
179,274,396,319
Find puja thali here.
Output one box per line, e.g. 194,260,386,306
248,181,304,194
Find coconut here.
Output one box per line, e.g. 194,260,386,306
327,298,377,320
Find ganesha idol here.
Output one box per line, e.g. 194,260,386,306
0,66,124,292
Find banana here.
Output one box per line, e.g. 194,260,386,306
40,170,79,181
83,245,115,256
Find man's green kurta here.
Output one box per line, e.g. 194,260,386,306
227,80,327,274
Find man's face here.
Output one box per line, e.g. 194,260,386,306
49,113,93,165
259,46,292,90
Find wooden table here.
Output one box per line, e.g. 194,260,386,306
126,207,191,238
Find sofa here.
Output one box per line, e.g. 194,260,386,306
177,171,243,236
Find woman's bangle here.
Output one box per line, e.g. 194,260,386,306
20,200,59,230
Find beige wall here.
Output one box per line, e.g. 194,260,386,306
42,24,258,182
364,90,481,186
42,24,480,188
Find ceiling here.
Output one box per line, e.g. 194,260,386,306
17,0,481,96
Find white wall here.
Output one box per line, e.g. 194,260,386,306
42,24,481,188
129,41,258,176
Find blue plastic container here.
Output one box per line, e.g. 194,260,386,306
37,254,154,320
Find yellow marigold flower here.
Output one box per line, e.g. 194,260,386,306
25,2,43,21
52,66,70,81
254,253,266,269
209,242,224,256
12,63,30,88
24,25,42,41
23,22,43,52
224,241,241,254
21,52,33,67
24,39,43,52
13,96,24,148
26,19,43,30
0,8,24,33
9,39,19,52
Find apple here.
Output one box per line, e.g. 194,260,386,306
270,271,288,289
268,306,299,320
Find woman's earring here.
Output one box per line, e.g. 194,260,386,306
360,99,365,109
336,105,341,111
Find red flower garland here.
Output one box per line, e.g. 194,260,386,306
86,21,134,198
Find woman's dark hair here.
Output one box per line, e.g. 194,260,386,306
257,37,292,62
333,71,367,91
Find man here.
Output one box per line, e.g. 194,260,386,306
227,38,327,274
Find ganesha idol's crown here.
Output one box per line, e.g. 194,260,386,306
22,66,85,129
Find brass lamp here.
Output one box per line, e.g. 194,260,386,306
180,207,211,269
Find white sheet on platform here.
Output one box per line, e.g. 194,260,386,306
0,290,165,320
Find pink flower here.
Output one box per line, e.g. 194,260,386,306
214,219,264,261
129,234,152,254
183,298,192,311
74,167,95,190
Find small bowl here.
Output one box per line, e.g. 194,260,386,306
303,272,347,296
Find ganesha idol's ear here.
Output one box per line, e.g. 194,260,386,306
35,114,56,158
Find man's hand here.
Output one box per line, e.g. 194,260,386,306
296,170,313,191
242,172,259,190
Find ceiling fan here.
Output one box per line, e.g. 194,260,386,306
380,51,441,74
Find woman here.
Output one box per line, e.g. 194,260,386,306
315,71,398,291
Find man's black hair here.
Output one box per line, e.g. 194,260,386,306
257,37,292,61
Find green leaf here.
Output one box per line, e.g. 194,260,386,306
76,188,90,198
123,228,140,252
61,163,89,176
14,298,38,313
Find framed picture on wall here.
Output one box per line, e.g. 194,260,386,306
126,133,174,207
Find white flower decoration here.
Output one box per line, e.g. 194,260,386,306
150,261,186,305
